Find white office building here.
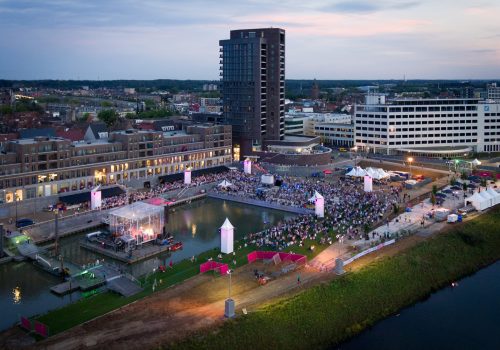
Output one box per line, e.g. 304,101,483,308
487,83,500,102
314,123,354,147
354,94,500,157
284,112,351,136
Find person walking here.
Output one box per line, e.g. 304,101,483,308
297,274,301,285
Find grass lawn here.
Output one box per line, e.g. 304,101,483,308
169,207,500,350
34,234,330,336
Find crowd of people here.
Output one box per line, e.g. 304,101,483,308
76,165,403,251
97,171,239,210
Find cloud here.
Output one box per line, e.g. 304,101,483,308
321,0,421,14
0,0,499,79
324,1,378,13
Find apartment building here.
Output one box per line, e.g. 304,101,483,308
0,124,232,204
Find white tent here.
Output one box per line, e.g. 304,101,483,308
346,166,367,177
375,168,391,179
365,167,377,178
471,159,481,166
218,180,233,188
486,188,500,205
468,192,489,211
479,191,494,208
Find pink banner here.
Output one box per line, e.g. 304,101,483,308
199,261,229,275
34,321,49,338
247,251,307,265
20,317,31,331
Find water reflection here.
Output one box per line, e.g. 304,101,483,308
12,286,21,304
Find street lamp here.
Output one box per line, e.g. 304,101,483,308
224,269,235,318
14,193,19,224
352,146,358,167
407,157,414,178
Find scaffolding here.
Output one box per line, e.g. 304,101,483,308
108,202,164,245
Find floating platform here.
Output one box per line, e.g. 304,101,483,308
51,277,106,295
80,240,181,264
51,264,141,296
107,276,143,297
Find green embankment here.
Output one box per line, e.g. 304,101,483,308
35,238,326,335
170,207,500,350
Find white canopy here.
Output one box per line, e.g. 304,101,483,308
375,168,391,179
479,191,494,207
471,159,481,166
221,218,234,229
468,192,490,211
346,166,368,177
218,180,233,188
365,167,390,180
365,167,377,178
486,188,500,205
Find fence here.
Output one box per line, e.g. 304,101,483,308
343,239,396,266
247,251,307,266
199,261,229,275
19,316,49,338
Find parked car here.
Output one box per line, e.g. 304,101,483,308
15,218,35,228
458,205,476,216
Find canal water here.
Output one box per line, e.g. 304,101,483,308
0,198,295,331
337,260,500,350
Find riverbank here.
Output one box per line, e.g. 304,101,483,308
2,236,327,340
169,206,500,350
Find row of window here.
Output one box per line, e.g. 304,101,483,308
387,106,477,112
484,145,500,152
386,139,477,145
356,113,478,119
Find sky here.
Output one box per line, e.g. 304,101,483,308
0,0,499,80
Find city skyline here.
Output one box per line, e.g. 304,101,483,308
1,0,500,80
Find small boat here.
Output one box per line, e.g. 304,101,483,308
169,242,183,251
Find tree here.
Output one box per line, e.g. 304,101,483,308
462,182,467,192
392,203,400,215
450,176,457,186
97,109,118,126
460,171,468,181
430,193,436,206
100,101,113,108
432,185,438,195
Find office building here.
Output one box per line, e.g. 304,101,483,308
487,83,500,101
354,94,500,157
219,28,285,159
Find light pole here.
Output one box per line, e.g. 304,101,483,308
14,193,19,224
224,269,235,318
407,157,414,178
352,146,358,167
